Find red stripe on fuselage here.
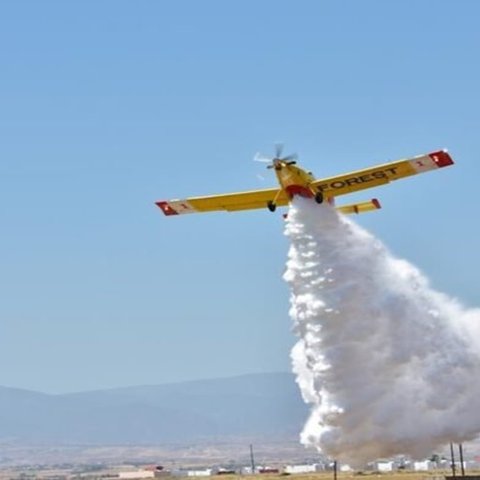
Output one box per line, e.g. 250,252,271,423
285,185,313,198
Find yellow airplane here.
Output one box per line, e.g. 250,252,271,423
156,146,454,216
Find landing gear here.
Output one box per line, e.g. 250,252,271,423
267,201,276,212
314,191,324,204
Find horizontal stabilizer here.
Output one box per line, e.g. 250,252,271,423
336,198,381,215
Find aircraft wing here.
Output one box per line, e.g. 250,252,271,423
311,150,454,198
156,187,289,215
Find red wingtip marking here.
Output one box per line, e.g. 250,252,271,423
429,150,454,167
372,198,382,209
155,201,179,216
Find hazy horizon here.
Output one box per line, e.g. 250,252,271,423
0,370,293,395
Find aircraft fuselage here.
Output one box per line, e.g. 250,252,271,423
273,161,317,198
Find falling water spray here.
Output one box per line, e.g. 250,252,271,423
284,198,480,466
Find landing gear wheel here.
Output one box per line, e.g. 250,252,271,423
314,191,324,204
267,201,277,212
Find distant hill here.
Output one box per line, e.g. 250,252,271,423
0,373,308,445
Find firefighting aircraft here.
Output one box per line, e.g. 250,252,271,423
156,146,454,216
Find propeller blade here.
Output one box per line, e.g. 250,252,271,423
283,153,298,162
254,152,272,163
274,142,284,159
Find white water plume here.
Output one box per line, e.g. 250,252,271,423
284,198,480,466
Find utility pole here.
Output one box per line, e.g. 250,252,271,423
249,444,255,475
458,443,465,477
450,442,457,480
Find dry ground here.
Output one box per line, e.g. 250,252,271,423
210,472,470,480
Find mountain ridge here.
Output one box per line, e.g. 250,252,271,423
0,372,308,445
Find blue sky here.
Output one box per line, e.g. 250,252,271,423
1,1,479,393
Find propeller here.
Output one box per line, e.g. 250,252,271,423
254,143,298,169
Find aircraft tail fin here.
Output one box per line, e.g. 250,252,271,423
336,198,381,215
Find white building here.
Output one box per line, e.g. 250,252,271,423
413,460,433,471
119,471,155,479
186,469,212,477
376,461,394,472
284,464,319,474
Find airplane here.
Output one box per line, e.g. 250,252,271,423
156,145,454,217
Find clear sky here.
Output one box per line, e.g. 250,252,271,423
1,0,479,393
